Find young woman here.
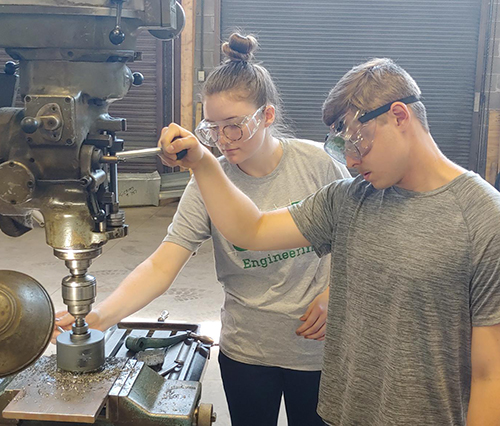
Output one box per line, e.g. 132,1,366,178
55,33,349,426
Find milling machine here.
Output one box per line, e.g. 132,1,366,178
0,2,216,425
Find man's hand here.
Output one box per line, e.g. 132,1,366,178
295,287,329,341
158,124,310,252
51,309,103,344
157,123,211,170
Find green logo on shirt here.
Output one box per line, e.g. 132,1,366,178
242,246,313,269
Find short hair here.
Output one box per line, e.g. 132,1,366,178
322,58,429,132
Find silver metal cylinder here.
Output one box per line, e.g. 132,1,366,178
61,273,96,318
56,329,105,373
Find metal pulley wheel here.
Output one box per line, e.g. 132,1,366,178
195,403,217,426
0,270,54,377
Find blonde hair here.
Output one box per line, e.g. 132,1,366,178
322,58,429,131
202,32,291,138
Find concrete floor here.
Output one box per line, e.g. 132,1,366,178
0,202,287,426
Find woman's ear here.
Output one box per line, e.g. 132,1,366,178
264,105,276,128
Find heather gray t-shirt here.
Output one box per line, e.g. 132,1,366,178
165,139,350,369
289,171,500,425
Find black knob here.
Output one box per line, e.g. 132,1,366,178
93,209,107,223
109,28,126,45
176,149,188,160
132,72,144,86
109,0,126,45
21,117,41,134
4,61,18,75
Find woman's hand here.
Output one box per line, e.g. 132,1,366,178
51,309,103,344
157,123,212,169
295,287,329,341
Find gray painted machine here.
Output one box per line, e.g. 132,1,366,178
0,2,215,424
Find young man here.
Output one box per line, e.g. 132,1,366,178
159,58,500,426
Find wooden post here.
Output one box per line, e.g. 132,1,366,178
180,0,195,131
486,110,500,185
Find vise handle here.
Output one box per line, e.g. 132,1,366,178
125,333,188,353
125,331,214,353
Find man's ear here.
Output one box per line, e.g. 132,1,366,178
264,105,276,128
389,102,411,128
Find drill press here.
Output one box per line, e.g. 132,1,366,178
0,0,185,375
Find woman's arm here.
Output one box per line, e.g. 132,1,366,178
53,242,193,340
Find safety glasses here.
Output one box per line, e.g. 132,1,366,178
324,95,419,164
195,105,266,147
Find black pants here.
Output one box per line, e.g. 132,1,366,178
218,351,326,426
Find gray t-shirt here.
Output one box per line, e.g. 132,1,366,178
165,138,350,369
289,171,500,425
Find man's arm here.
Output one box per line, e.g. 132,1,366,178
53,242,193,340
158,124,311,251
467,323,500,425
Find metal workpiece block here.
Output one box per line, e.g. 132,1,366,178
2,355,128,423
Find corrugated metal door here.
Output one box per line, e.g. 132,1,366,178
221,0,481,169
109,31,162,173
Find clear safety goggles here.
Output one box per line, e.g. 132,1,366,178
324,95,420,164
195,105,266,147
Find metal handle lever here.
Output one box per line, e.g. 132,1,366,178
116,147,162,160
104,136,187,162
100,146,188,163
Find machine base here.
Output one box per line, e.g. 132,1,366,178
0,322,215,426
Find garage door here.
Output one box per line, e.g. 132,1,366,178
221,0,482,169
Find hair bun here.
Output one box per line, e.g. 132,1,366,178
222,33,258,63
